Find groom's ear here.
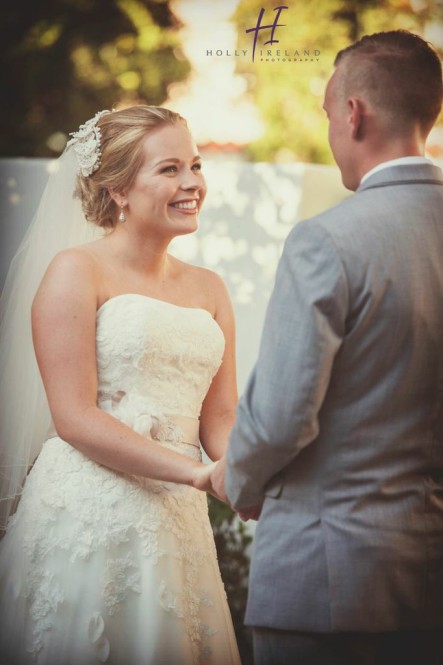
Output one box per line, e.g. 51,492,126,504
347,97,366,141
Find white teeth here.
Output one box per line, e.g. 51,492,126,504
173,200,197,210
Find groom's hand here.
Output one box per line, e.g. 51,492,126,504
210,455,228,503
210,458,263,520
238,504,263,522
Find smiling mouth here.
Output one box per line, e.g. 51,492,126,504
170,200,198,211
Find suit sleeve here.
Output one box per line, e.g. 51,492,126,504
225,220,349,510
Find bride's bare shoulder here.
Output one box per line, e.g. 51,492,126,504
52,240,106,266
33,246,100,312
169,256,231,314
47,236,114,278
170,255,225,286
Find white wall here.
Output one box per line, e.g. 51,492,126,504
0,158,349,391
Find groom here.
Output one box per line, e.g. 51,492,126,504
212,30,443,664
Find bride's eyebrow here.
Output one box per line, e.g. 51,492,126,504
153,156,202,167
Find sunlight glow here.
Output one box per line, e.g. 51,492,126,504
166,0,264,146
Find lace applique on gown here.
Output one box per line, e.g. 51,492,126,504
0,294,241,665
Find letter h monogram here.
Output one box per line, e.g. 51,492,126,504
245,6,289,62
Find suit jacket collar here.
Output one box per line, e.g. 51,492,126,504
357,163,443,193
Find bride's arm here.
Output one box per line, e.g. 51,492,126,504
198,270,238,461
31,249,207,489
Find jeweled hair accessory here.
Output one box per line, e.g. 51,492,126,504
66,110,111,176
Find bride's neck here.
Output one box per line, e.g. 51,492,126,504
102,228,172,278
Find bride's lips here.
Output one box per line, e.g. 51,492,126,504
169,198,199,214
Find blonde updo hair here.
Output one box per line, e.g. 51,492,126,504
74,105,186,228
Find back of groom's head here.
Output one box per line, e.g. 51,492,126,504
335,30,442,138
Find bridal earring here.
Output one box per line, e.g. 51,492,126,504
118,204,126,224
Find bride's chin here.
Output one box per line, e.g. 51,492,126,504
171,220,199,236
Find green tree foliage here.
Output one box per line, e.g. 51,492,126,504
233,0,443,163
208,496,254,664
1,0,190,156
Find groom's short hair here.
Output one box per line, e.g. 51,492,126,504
335,30,442,137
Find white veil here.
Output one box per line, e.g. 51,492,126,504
0,147,102,531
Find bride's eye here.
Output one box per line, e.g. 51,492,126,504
192,163,202,172
161,165,178,174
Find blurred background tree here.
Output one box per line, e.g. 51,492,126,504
2,0,442,160
0,0,190,156
208,496,253,664
233,0,443,163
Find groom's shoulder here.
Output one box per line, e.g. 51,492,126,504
310,189,374,229
286,184,395,252
291,162,443,242
285,194,364,246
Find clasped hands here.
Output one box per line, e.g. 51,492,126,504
192,456,262,522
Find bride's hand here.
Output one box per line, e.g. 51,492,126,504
191,461,219,495
192,460,230,505
209,455,228,503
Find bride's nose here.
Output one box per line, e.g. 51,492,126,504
179,170,202,191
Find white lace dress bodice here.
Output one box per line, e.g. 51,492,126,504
0,295,241,665
96,293,225,419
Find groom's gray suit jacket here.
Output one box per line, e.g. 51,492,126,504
225,163,443,633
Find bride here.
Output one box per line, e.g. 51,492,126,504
0,106,241,664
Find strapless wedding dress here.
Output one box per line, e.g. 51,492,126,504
0,294,241,665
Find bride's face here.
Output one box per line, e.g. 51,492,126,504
122,122,206,238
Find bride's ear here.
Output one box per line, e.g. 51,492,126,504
108,188,127,208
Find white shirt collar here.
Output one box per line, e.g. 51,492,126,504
360,157,434,185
